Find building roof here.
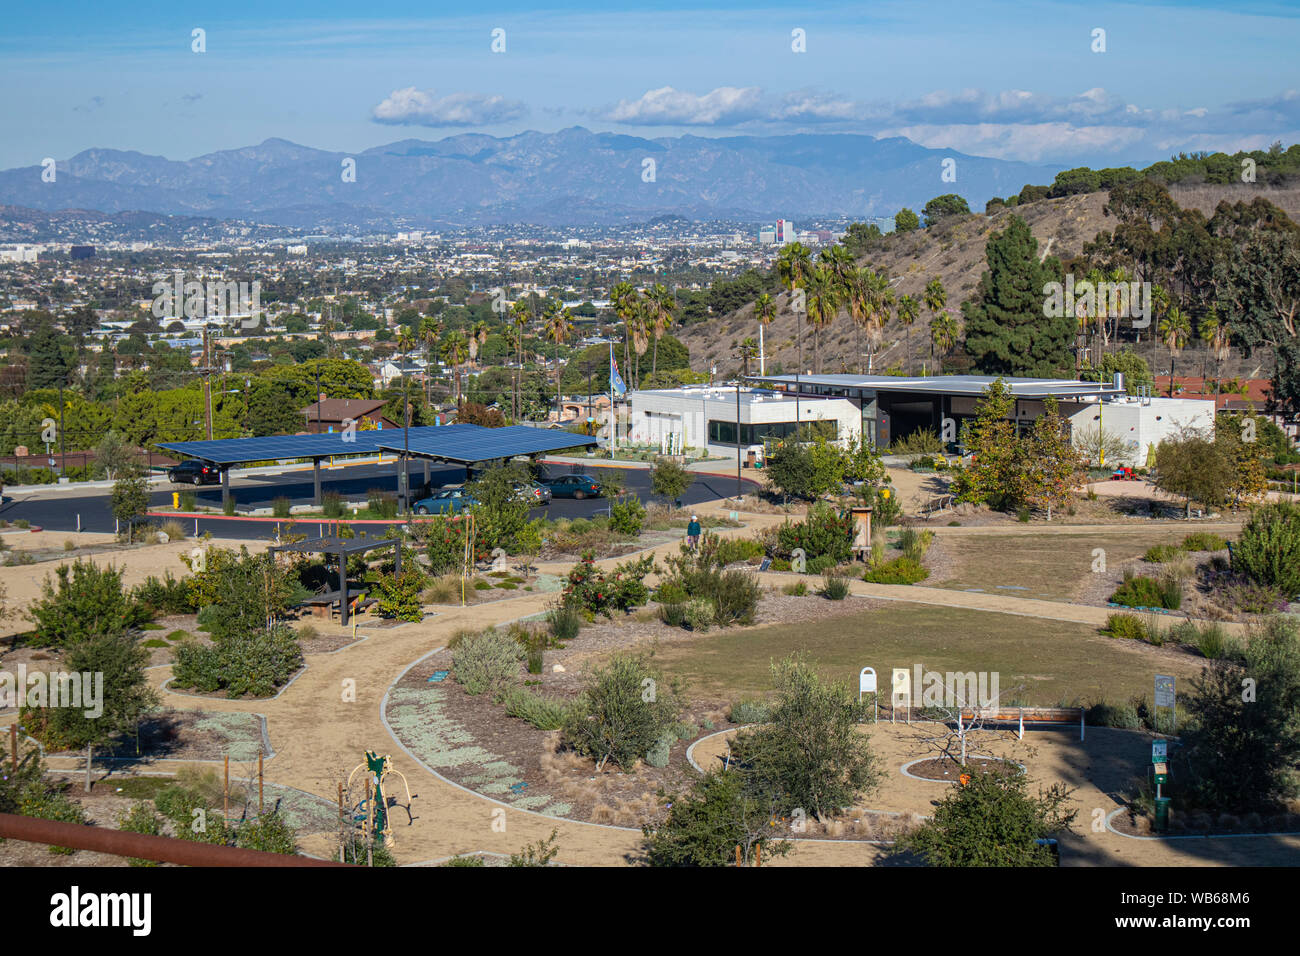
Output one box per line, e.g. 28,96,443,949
747,373,1125,400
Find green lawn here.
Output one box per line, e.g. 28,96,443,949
928,529,1200,602
652,602,1205,707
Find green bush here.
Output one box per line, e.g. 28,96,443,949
641,769,791,867
1109,572,1179,609
501,687,570,730
1143,544,1184,563
1182,532,1228,552
561,551,656,618
116,802,164,866
781,580,808,596
366,489,399,519
222,496,237,516
820,574,851,600
131,571,196,617
1085,700,1142,730
715,537,765,566
1102,613,1148,640
710,571,761,626
547,602,582,643
18,787,88,854
234,810,299,855
272,496,292,519
171,625,304,698
728,698,772,724
370,566,428,622
897,527,935,562
1233,502,1300,596
561,652,682,772
321,492,345,518
775,505,854,564
452,629,523,698
659,602,686,627
28,559,150,648
863,557,929,585
608,495,646,536
646,731,674,768
683,598,715,632
806,554,837,575
1196,623,1231,660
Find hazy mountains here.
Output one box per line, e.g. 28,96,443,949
0,128,1061,228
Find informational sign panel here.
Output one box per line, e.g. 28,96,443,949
1154,675,1175,708
859,667,877,695
1152,739,1167,763
891,667,911,724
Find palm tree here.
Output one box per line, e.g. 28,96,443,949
777,242,814,376
610,281,637,388
1158,306,1191,395
510,298,531,419
738,337,758,377
629,299,651,389
544,304,575,422
804,265,839,374
1198,309,1219,382
923,277,947,372
418,316,442,404
754,292,775,374
1149,285,1171,348
647,284,676,378
896,294,919,373
930,311,960,366
860,268,892,371
440,330,469,407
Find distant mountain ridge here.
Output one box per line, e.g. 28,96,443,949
0,128,1061,228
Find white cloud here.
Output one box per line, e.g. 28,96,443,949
601,86,764,125
372,88,528,127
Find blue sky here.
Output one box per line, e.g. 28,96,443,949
1,0,1297,169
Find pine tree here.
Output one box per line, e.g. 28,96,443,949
962,215,1072,377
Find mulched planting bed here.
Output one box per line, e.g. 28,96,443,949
905,755,1023,781
38,709,267,762
1110,807,1300,838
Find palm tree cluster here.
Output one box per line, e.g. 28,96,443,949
759,242,959,376
609,281,678,390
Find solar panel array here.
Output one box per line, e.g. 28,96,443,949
157,424,594,466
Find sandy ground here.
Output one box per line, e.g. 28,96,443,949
0,493,1287,866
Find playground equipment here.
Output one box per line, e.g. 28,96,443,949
346,751,415,847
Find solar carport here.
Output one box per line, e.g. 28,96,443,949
156,425,598,509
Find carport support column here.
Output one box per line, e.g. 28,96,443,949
339,546,349,626
221,467,230,509
313,458,322,506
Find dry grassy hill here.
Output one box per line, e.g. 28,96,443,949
680,184,1300,380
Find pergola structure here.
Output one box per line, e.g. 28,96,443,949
269,534,401,625
157,424,598,509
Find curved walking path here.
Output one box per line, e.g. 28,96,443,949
3,502,1287,865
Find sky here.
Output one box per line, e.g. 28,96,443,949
1,0,1298,169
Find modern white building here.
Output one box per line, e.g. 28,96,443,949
1064,394,1216,466
629,385,861,459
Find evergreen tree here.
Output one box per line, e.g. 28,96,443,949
962,215,1072,377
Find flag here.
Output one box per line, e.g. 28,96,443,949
610,350,627,397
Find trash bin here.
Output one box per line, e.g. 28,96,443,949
1154,797,1171,833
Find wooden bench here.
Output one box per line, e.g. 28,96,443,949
957,706,1085,741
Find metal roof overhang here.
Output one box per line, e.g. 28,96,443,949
376,424,598,464
747,373,1125,401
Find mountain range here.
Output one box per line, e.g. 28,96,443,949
0,128,1061,229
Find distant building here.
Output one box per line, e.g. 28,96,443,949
758,227,776,245
286,244,308,255
300,397,397,434
776,220,795,244
69,246,95,260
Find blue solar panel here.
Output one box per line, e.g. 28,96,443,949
156,425,594,466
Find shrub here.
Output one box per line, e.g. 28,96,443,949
561,652,682,772
659,603,686,627
223,496,237,516
728,698,772,724
1110,572,1179,609
1144,544,1183,563
131,571,196,616
898,527,935,562
821,574,851,600
782,580,808,596
1102,613,1148,641
1085,700,1142,730
272,496,292,518
806,554,837,575
1233,502,1300,597
710,571,761,626
547,602,582,643
18,787,88,854
370,566,428,622
655,581,688,603
452,629,522,699
171,625,304,698
28,560,150,648
863,557,929,585
648,456,693,503
322,492,345,518
608,495,646,536
501,687,570,730
1182,532,1228,552
366,489,399,519
775,505,854,564
646,731,674,768
683,598,715,632
1218,578,1288,614
116,802,164,866
715,537,766,566
234,810,299,855
729,655,882,819
641,769,792,867
1196,623,1231,660
561,551,656,618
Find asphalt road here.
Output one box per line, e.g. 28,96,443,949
0,460,758,540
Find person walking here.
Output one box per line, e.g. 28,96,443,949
686,514,701,551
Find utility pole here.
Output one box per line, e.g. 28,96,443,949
58,379,66,479
198,325,219,440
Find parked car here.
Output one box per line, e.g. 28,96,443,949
168,459,220,485
412,488,479,515
513,480,552,506
541,473,602,499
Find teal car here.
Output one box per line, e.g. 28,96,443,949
541,473,602,499
413,488,479,515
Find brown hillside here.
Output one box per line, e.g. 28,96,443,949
681,184,1300,380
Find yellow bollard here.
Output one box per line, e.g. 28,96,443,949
173,492,180,510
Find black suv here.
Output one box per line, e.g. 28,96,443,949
168,460,220,485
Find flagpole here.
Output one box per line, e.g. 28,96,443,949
609,341,616,460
